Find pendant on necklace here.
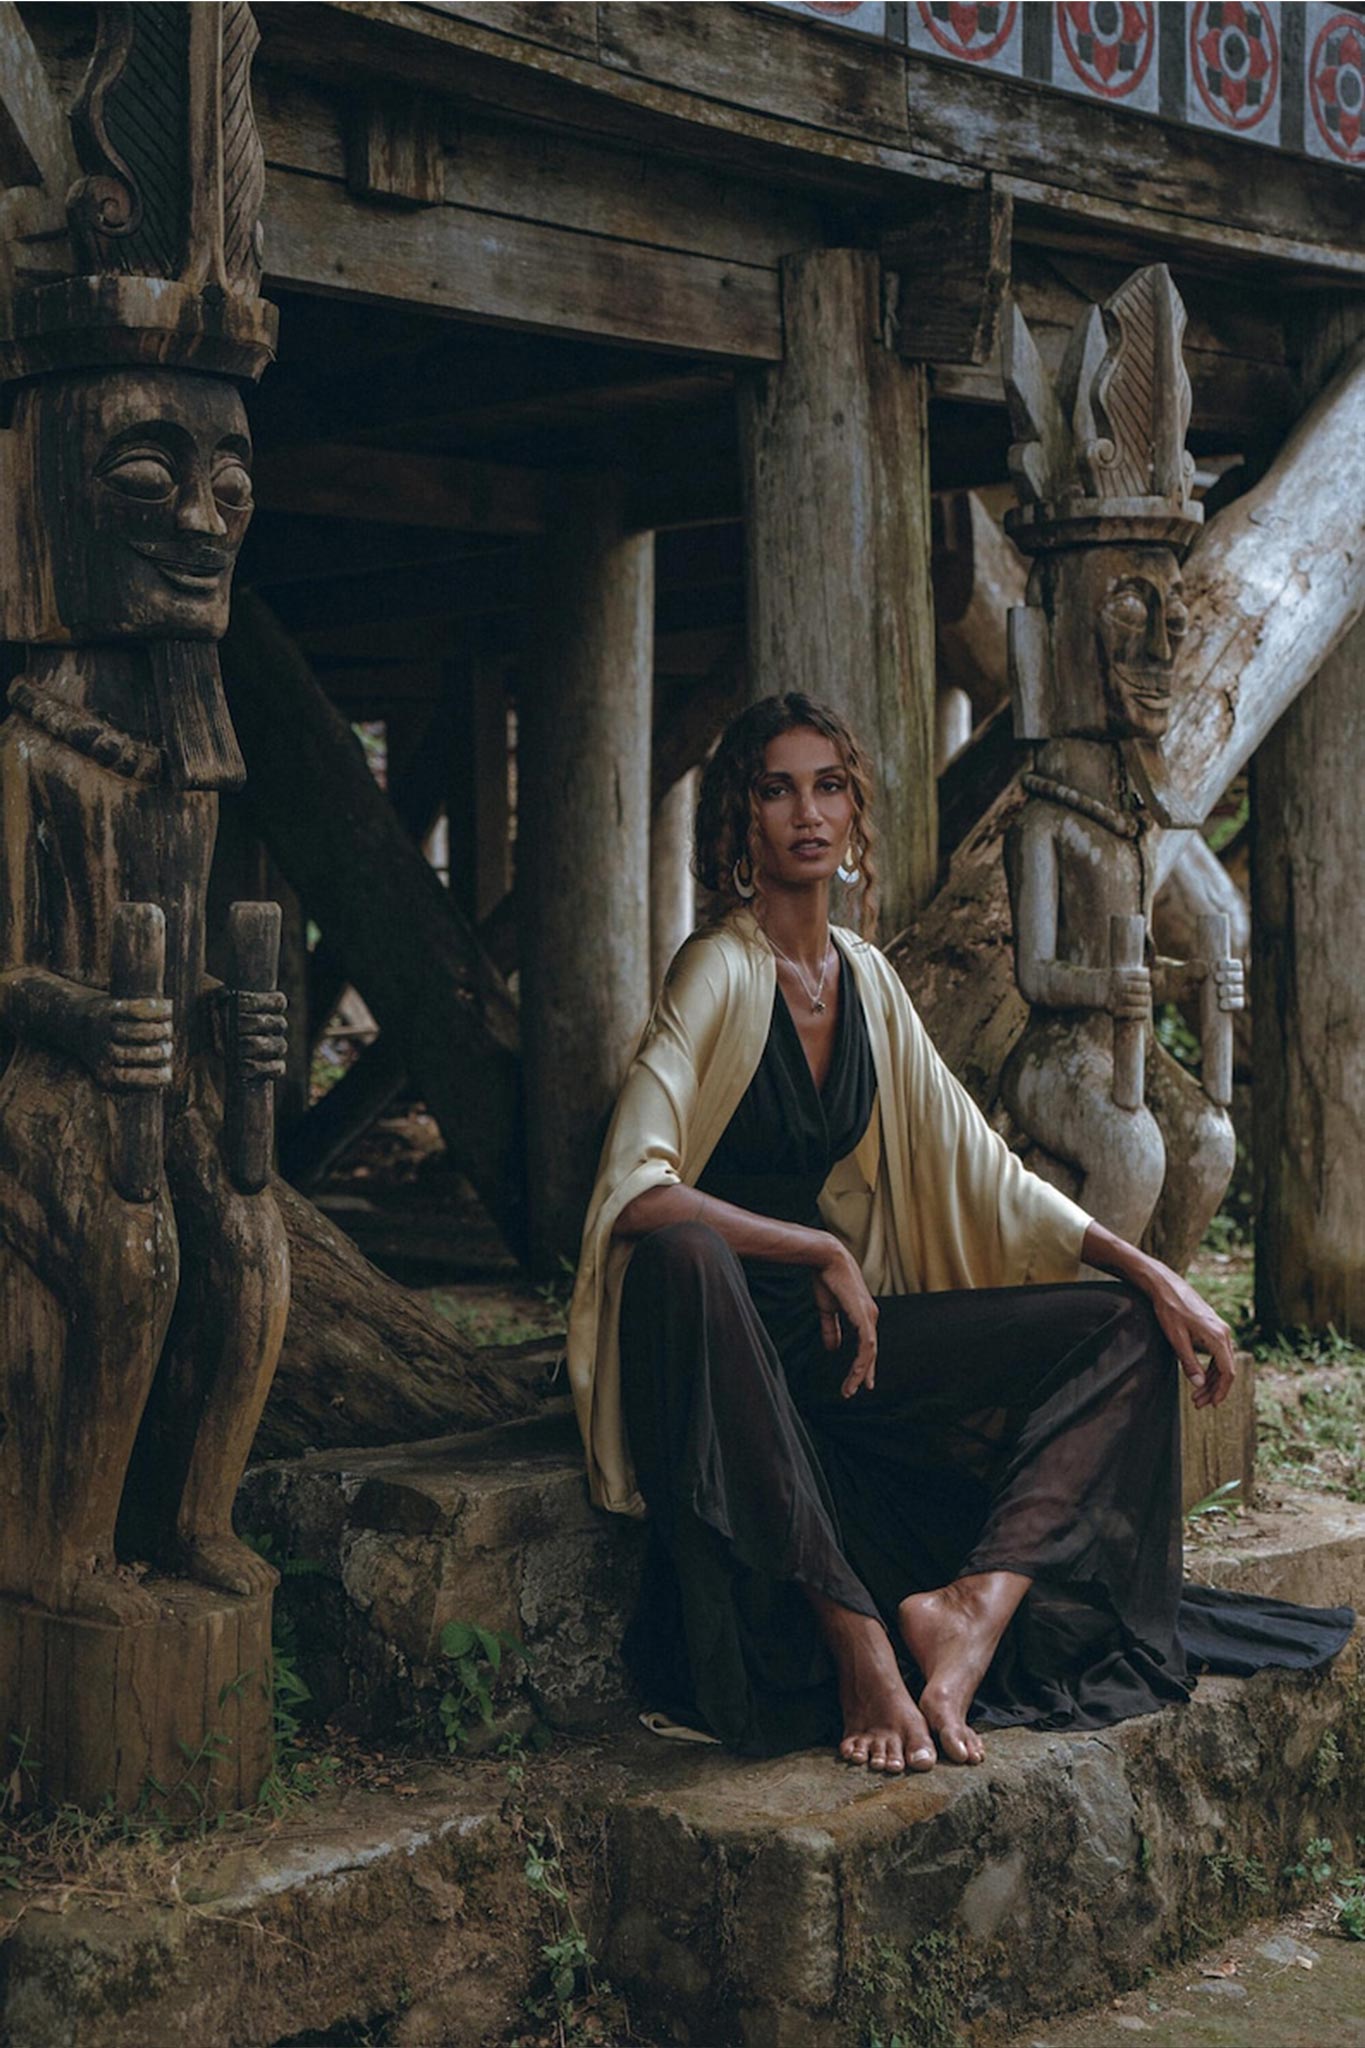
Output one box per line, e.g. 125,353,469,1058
812,998,826,1014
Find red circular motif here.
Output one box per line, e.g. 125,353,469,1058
916,2,1018,64
1309,11,1365,162
1059,1,1156,101
1188,1,1280,132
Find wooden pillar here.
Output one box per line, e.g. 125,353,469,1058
737,248,937,937
651,768,698,993
519,478,653,1275
448,642,512,924
1253,300,1365,1338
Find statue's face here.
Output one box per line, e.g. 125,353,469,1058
1094,548,1188,742
1045,544,1187,741
10,368,253,641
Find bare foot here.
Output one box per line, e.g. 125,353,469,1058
38,1559,160,1626
175,1532,279,1599
808,1593,936,1774
898,1571,1030,1766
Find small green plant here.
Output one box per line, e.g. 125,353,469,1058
1313,1730,1343,1792
437,1619,526,1751
1186,1478,1242,1526
851,1933,966,2048
1282,1836,1335,1889
1205,1849,1271,1898
1335,1872,1365,1940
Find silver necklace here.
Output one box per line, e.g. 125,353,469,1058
765,932,833,1014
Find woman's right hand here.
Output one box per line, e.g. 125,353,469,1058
814,1240,879,1397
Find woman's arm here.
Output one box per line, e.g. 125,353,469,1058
1081,1219,1237,1410
615,1184,880,1396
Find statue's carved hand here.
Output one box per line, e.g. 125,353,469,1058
225,988,288,1082
1106,965,1152,1021
1211,956,1245,1013
80,993,174,1092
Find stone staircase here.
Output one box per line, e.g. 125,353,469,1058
4,1416,1364,2048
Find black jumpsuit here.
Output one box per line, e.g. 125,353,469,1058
619,956,1352,1756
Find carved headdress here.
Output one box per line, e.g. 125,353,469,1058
1003,264,1201,557
0,2,276,386
1004,265,1202,743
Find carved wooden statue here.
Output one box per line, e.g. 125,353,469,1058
999,266,1244,1270
0,4,286,1809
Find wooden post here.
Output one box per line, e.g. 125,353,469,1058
650,768,697,994
519,477,652,1275
737,248,937,938
1254,298,1365,1338
447,643,512,925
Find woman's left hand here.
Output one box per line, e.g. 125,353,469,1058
1081,1220,1237,1409
1143,1264,1237,1409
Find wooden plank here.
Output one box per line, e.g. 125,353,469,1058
901,64,1364,272
262,159,782,360
252,445,548,533
0,1,80,191
256,67,842,268
252,5,1365,280
1008,181,1365,287
597,0,908,147
420,2,600,58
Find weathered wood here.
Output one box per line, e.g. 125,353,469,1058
882,182,1011,367
1181,1360,1257,1516
279,1034,407,1192
738,247,937,936
651,768,697,995
345,91,444,207
1131,335,1365,828
220,588,527,1259
261,1177,540,1457
252,444,548,533
447,644,511,926
0,2,283,1810
253,5,1364,278
519,474,653,1274
1253,297,1365,1342
262,156,782,361
932,489,1026,723
0,1584,273,1815
597,0,910,148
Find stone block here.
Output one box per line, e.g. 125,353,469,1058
238,1407,646,1735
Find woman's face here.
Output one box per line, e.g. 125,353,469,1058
751,726,856,893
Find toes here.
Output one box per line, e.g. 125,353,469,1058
841,1736,870,1766
908,1742,936,1772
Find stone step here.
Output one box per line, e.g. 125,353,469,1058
237,1407,646,1735
24,1450,1320,2045
6,1617,1364,2047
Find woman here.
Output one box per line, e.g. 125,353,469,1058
567,695,1350,1774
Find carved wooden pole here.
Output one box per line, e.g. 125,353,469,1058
1253,299,1365,1339
519,476,653,1275
737,249,937,938
0,3,286,1813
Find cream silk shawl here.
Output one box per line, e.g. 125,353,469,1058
567,910,1091,1517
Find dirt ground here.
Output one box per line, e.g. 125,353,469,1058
1005,1905,1365,2048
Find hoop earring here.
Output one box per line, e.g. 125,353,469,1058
732,855,757,901
837,842,861,886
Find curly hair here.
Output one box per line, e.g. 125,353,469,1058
694,694,879,937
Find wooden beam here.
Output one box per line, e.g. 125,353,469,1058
1132,334,1365,828
262,156,782,361
344,91,444,207
519,474,653,1273
252,5,1365,279
252,445,547,532
221,591,527,1259
883,183,1012,368
739,248,938,936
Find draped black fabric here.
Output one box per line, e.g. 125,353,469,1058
618,958,1353,1757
